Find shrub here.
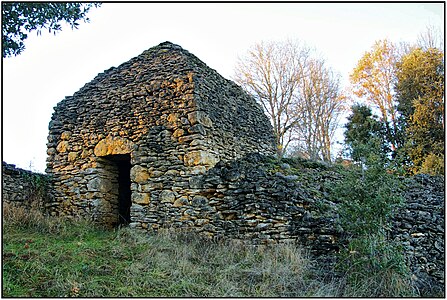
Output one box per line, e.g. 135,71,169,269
332,163,403,236
331,144,416,297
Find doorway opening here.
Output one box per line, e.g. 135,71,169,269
104,154,132,226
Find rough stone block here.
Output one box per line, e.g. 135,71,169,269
195,219,209,226
192,195,208,207
173,128,185,138
94,136,134,156
188,124,206,135
47,147,56,155
173,196,189,207
140,182,163,192
167,113,179,123
87,177,113,193
130,165,150,184
187,111,213,127
189,175,203,189
160,190,176,203
56,141,69,153
133,192,151,205
184,150,217,167
68,152,78,162
178,134,203,144
61,131,72,140
190,166,207,174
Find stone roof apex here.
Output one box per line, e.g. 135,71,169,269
140,41,193,61
156,41,183,51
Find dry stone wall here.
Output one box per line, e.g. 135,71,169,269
128,153,341,253
123,153,444,292
2,162,52,209
390,175,444,295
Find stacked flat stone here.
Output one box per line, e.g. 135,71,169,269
390,175,444,295
46,41,275,225
2,162,51,208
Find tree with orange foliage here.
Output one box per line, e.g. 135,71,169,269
350,40,399,153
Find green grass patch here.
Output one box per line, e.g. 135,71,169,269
3,204,340,297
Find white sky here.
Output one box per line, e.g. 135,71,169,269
2,2,444,173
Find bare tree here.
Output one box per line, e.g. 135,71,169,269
396,24,444,62
292,59,347,161
233,40,310,157
417,24,444,50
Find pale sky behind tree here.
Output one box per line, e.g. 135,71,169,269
2,2,444,173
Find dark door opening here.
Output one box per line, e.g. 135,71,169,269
105,154,132,226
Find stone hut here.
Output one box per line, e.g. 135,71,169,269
46,41,275,228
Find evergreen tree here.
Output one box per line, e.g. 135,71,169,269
344,104,387,162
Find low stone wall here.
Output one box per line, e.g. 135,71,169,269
2,162,52,210
391,174,444,295
131,153,443,292
127,154,340,253
180,153,341,254
2,158,444,293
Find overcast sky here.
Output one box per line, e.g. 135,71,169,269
2,2,444,173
